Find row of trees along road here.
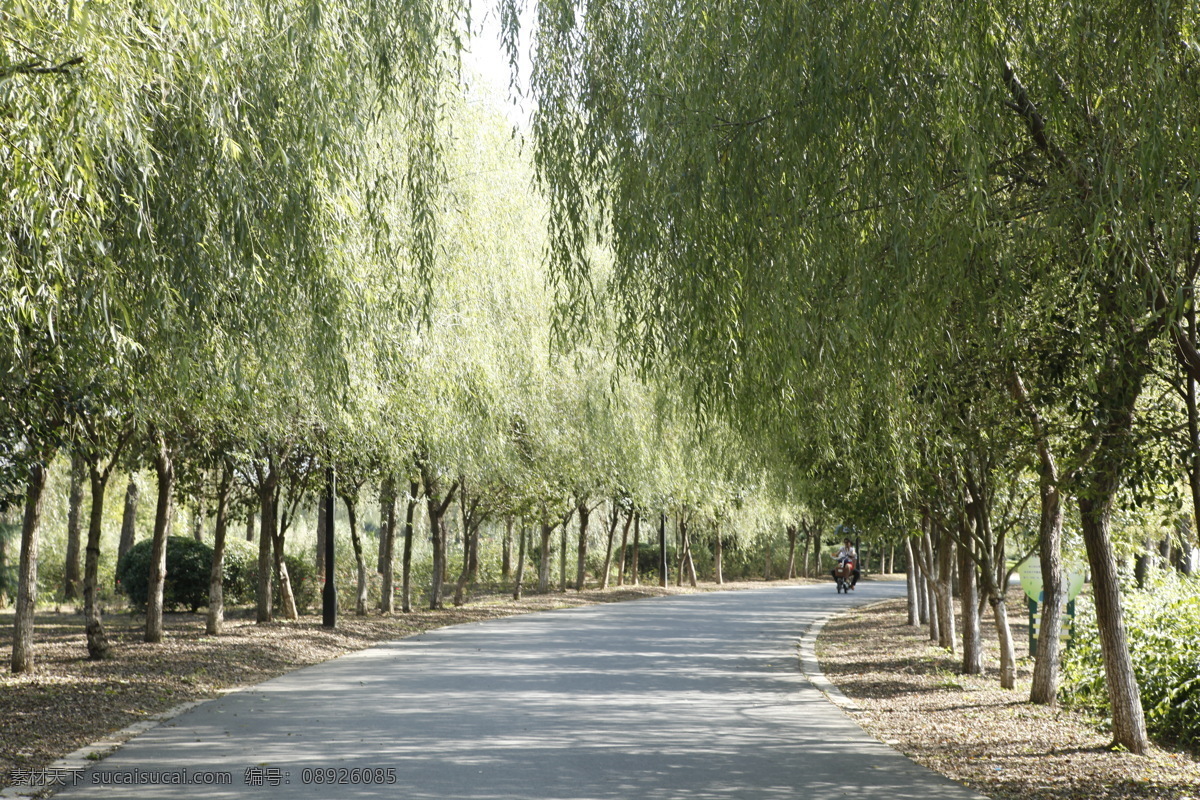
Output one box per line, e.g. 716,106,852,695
0,1,834,677
522,0,1200,754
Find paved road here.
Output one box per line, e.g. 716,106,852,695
50,581,986,799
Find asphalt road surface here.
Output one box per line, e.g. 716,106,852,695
49,581,987,800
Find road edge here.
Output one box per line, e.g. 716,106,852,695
797,599,896,715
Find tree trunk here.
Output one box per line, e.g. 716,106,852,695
1079,492,1150,753
1188,306,1200,539
631,512,641,585
575,499,589,591
800,524,812,578
681,517,698,587
343,496,368,616
616,509,631,587
959,532,982,675
921,528,939,642
256,477,277,624
934,524,956,653
12,463,48,673
145,439,174,643
425,480,459,610
117,478,138,572
559,517,568,591
380,476,397,613
84,464,113,660
905,537,919,626
502,517,513,581
401,482,418,613
658,512,668,588
538,516,553,594
273,499,299,621
245,509,256,542
990,593,1018,690
599,504,621,589
714,525,724,585
912,544,928,625
512,524,527,600
1030,482,1065,704
785,524,798,579
763,535,773,581
192,493,205,543
206,465,233,635
63,453,84,602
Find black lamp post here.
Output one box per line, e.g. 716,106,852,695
323,466,337,628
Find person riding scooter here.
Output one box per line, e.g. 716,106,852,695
832,538,860,589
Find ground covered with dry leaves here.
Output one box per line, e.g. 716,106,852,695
0,580,801,790
817,592,1200,800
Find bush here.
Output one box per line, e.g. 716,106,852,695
221,538,258,605
1061,574,1200,748
220,538,320,613
117,536,214,613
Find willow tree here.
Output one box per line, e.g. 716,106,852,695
521,0,1200,752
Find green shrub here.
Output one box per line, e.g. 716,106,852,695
117,536,214,612
221,538,259,605
1061,574,1200,748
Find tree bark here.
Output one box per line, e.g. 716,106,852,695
502,517,513,581
920,528,939,642
785,524,797,579
658,512,668,588
117,478,138,571
401,482,418,613
933,524,956,653
616,509,631,587
513,524,527,600
538,515,553,594
559,516,568,591
206,464,232,635
631,512,640,585
343,494,368,616
84,461,116,659
145,437,174,643
192,493,205,543
680,517,697,587
1030,482,1065,704
425,479,458,610
575,498,590,590
63,453,84,602
12,463,48,673
245,509,255,542
1080,492,1150,753
1188,306,1200,539
255,471,278,624
762,534,773,581
905,537,919,626
379,476,397,614
273,499,299,621
959,531,982,675
712,526,725,584
599,504,621,589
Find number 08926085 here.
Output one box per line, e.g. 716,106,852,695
300,768,397,785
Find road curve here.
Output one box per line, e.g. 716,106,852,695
49,581,986,800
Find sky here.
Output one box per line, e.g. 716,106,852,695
462,0,536,129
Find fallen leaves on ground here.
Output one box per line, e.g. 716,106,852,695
817,593,1200,800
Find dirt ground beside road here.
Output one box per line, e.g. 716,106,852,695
817,593,1200,800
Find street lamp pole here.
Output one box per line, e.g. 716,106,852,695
323,465,337,628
